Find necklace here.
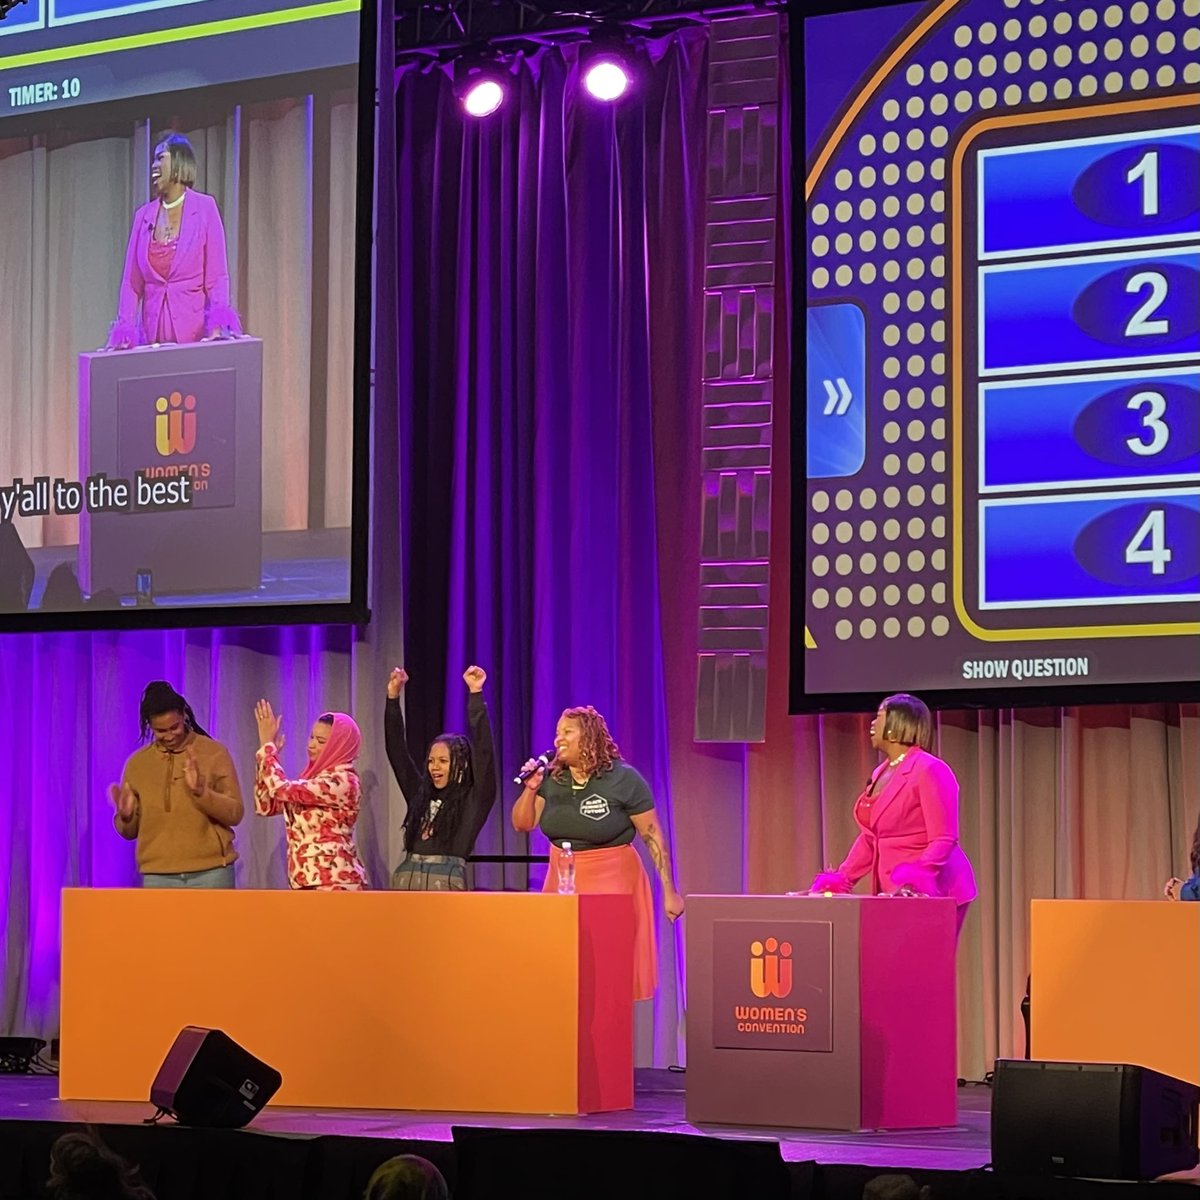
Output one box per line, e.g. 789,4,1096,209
864,750,910,802
419,796,443,839
161,193,186,210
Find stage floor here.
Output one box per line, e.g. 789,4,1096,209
0,1069,992,1172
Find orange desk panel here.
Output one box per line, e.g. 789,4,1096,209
1030,900,1200,1085
60,890,633,1114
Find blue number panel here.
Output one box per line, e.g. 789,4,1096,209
979,127,1200,259
980,248,1200,375
806,303,866,480
0,0,45,34
980,489,1200,608
980,367,1200,491
956,97,1200,637
50,0,207,28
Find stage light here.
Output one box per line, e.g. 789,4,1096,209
454,59,508,118
463,77,505,116
583,56,631,102
579,28,635,103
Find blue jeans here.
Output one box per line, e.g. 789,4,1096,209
142,865,236,889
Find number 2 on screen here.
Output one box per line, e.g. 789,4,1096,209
1124,271,1169,337
1124,508,1171,576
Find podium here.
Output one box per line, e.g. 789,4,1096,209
77,340,263,597
685,894,957,1129
60,889,633,1114
1031,900,1200,1086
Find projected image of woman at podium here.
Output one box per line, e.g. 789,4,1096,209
512,706,684,1000
253,700,368,890
385,665,497,891
106,133,243,349
808,693,977,937
109,680,243,888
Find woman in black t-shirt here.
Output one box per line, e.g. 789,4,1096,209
512,706,683,1000
385,665,497,890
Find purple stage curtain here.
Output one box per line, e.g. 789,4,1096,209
391,33,708,1063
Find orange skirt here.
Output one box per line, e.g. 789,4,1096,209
543,843,657,1001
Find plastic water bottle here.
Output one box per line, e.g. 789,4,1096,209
557,841,576,895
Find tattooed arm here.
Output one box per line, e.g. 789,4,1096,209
631,808,685,921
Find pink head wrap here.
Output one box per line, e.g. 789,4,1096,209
300,712,361,780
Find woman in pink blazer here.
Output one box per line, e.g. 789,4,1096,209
107,133,242,349
810,693,977,936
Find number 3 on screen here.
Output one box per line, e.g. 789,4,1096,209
1125,509,1172,576
1125,390,1169,456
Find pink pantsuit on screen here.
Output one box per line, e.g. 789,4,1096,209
108,190,242,348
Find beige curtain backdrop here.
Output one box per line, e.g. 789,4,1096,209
0,93,356,553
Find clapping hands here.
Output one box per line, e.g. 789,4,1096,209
254,699,285,750
183,749,205,798
108,781,138,821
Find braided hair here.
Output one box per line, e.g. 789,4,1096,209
402,732,474,848
138,680,208,742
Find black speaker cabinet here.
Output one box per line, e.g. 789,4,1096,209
149,1026,281,1128
992,1059,1200,1180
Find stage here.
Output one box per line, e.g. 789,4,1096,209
1,1070,1195,1200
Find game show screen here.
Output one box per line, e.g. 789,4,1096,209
0,0,369,624
795,0,1199,706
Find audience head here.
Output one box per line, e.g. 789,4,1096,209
0,519,34,612
40,563,84,611
46,1130,156,1200
862,1174,931,1200
363,1154,449,1200
138,680,208,747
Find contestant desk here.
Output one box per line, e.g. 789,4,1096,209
686,894,957,1130
1031,899,1200,1086
60,889,633,1114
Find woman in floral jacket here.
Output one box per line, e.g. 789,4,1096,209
253,699,368,890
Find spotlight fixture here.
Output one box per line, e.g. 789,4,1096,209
580,30,635,103
583,56,631,101
454,57,508,118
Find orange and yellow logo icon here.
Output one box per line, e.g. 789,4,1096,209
155,391,197,456
750,937,793,999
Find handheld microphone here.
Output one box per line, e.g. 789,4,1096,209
514,750,556,786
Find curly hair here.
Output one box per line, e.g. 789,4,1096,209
550,706,621,781
47,1130,156,1200
402,732,475,848
1189,815,1200,878
138,680,208,742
